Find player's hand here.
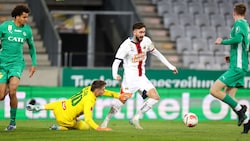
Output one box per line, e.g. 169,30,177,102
224,55,230,63
29,66,36,78
173,68,178,74
115,75,122,80
215,37,222,45
96,127,112,131
119,93,132,101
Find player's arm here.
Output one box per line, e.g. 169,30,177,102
26,27,37,77
112,58,122,80
112,42,127,80
103,90,132,101
83,101,111,131
221,33,243,45
150,49,178,74
26,27,37,66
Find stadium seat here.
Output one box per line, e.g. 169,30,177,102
195,13,210,27
182,52,199,68
169,25,185,41
188,2,203,15
225,15,234,27
217,26,231,38
219,3,232,16
204,3,218,15
192,38,209,53
201,26,217,40
185,26,201,39
210,14,226,27
176,37,192,54
173,3,188,14
163,13,179,28
198,52,214,67
179,13,194,26
157,2,172,16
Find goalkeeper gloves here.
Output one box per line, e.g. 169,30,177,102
96,127,112,131
119,93,132,101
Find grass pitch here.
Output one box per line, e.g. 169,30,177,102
0,119,249,141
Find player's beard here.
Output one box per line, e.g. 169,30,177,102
136,36,143,42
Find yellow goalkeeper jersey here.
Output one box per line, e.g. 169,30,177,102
61,86,120,129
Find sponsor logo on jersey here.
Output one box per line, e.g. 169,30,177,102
8,36,24,43
132,52,146,63
14,29,22,32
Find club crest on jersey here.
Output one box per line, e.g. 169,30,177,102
8,25,12,33
23,32,27,36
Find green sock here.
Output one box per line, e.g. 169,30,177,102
222,94,237,109
10,108,17,125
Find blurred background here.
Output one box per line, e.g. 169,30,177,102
0,0,250,121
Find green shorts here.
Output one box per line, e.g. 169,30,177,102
0,63,24,83
218,67,247,88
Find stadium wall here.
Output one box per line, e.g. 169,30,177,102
0,87,249,121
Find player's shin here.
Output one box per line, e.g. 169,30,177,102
134,98,158,120
101,99,124,128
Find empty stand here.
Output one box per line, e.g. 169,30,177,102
176,37,192,54
169,25,185,41
163,13,179,28
185,26,201,39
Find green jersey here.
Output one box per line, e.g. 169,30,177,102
221,19,249,72
0,20,37,66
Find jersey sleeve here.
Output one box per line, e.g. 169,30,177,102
145,37,155,52
115,40,129,60
103,89,120,98
26,26,37,66
83,100,99,130
221,22,244,45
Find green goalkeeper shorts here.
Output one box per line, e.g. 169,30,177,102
218,67,247,88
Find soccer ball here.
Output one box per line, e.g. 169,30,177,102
183,113,198,127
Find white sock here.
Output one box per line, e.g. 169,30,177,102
105,99,124,120
134,98,158,120
234,104,241,111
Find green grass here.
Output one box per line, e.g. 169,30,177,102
0,120,249,141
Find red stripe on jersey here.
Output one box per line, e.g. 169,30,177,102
136,42,142,76
149,48,155,52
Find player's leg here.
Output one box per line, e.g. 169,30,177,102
0,68,9,100
100,95,125,128
0,83,8,100
49,103,70,131
27,100,60,112
226,87,250,133
73,120,90,130
210,70,247,126
130,88,159,129
5,76,20,130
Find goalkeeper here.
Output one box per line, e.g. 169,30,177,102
26,80,132,131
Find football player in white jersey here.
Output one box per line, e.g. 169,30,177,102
101,22,178,129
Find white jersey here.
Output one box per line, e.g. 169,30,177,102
113,36,176,93
115,36,154,78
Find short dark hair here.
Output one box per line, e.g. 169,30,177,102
11,5,30,18
90,80,106,91
234,3,247,16
132,22,146,31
